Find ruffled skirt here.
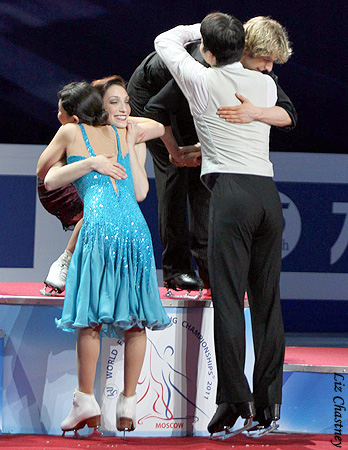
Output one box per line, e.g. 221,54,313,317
56,222,171,340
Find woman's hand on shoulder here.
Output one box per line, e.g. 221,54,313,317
126,120,140,148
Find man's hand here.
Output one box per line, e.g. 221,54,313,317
170,143,202,167
217,93,261,123
183,150,202,167
168,147,186,167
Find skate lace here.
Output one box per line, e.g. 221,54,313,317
65,396,78,419
60,263,68,278
58,254,70,278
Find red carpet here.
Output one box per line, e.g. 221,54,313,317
0,282,64,298
285,346,348,367
0,433,344,450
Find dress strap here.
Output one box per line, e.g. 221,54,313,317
111,125,122,162
78,124,121,159
78,123,96,157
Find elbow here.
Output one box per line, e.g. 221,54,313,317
283,117,293,127
136,193,148,202
158,123,165,137
151,122,165,140
43,177,57,192
135,184,149,202
154,38,161,54
278,109,293,128
277,118,293,129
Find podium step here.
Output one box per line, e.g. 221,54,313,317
281,345,347,434
284,346,348,373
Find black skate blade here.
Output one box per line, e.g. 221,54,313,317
39,284,60,296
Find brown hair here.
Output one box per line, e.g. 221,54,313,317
91,75,127,98
58,81,108,125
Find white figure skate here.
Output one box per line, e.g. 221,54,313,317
40,249,72,296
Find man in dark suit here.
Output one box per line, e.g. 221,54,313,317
127,16,296,297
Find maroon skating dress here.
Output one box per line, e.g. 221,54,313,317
37,178,83,231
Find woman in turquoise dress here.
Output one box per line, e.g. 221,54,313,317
37,81,171,436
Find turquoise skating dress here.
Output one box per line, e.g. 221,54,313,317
56,124,171,339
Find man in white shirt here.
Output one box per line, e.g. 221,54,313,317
155,12,285,439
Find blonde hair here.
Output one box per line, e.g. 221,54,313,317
244,16,293,64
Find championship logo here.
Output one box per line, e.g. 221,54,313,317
280,192,302,259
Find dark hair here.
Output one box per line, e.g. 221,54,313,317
58,81,109,126
200,12,245,66
91,75,127,98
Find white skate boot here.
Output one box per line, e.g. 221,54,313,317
61,388,101,436
40,249,72,296
116,391,137,437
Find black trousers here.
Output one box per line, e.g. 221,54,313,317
208,174,285,407
147,138,210,286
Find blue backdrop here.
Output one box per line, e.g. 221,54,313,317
0,0,347,154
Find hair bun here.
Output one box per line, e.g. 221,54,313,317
93,109,109,126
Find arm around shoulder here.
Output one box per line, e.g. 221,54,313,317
128,116,165,142
154,24,202,63
44,154,127,191
37,124,77,179
154,24,208,117
44,158,94,191
252,76,295,128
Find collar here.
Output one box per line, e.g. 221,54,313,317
223,61,243,70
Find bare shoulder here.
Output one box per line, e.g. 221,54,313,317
50,123,79,146
59,123,79,139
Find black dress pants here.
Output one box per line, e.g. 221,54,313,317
208,174,285,407
147,138,210,286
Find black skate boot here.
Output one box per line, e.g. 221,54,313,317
246,404,280,438
208,401,256,440
164,273,204,299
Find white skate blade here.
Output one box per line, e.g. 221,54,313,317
210,417,254,440
247,420,279,438
163,288,202,300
